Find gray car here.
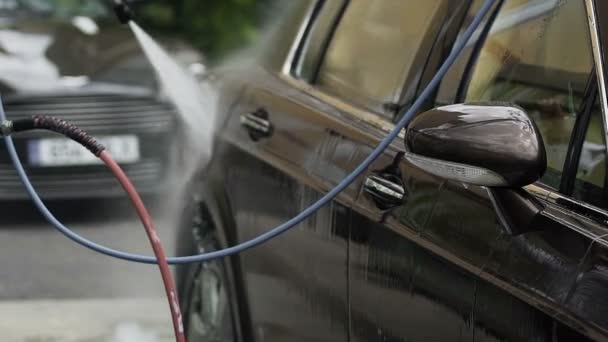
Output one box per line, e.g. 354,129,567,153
0,0,201,199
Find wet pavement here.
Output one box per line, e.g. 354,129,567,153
0,199,180,341
0,299,173,341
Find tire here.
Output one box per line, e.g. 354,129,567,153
176,201,236,342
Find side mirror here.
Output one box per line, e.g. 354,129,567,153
404,103,546,188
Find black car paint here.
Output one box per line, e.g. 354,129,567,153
185,0,608,341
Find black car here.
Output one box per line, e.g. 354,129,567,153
0,0,202,199
177,0,608,341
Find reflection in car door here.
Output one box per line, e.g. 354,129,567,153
221,70,365,340
221,71,357,341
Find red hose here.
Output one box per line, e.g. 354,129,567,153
99,150,185,342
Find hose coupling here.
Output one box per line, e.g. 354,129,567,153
113,0,133,24
0,120,13,137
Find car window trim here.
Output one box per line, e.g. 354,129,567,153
302,0,349,83
587,0,608,180
390,0,466,117
454,0,504,102
310,1,349,84
290,0,327,78
561,71,599,195
396,0,474,120
280,0,320,76
526,183,608,228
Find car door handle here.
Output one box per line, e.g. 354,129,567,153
363,174,406,210
240,108,273,141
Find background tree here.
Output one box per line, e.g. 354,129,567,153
132,0,279,64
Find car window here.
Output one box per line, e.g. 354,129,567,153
314,0,448,117
464,0,593,190
573,100,608,209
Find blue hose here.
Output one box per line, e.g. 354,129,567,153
0,0,495,265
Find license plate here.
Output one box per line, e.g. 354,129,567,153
28,135,140,167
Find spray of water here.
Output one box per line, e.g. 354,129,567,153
126,1,303,220
128,22,218,215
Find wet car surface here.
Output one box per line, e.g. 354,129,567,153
177,0,608,341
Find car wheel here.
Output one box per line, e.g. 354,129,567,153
177,202,236,342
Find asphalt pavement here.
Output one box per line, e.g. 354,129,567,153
0,198,182,341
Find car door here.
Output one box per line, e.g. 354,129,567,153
288,0,489,340
217,0,467,340
343,0,606,341
217,1,353,341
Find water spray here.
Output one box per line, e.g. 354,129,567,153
0,0,497,341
